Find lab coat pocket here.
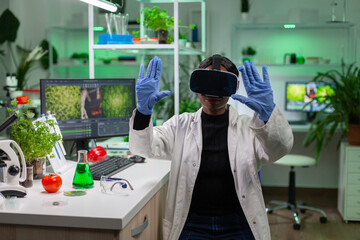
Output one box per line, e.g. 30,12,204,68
162,218,171,240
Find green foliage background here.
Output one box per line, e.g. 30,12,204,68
317,85,335,103
45,86,81,120
101,85,133,118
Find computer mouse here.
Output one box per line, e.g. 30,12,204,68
131,155,146,163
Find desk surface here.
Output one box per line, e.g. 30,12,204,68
0,159,171,230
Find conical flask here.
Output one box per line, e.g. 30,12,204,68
72,150,94,189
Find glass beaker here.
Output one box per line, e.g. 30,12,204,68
72,150,94,189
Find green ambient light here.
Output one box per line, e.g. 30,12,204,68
94,26,104,31
284,24,296,29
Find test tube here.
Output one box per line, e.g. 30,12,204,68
113,13,120,35
105,13,112,37
122,14,129,35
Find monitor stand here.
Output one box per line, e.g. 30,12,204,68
306,112,317,123
75,139,90,152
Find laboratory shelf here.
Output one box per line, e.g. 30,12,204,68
232,22,355,30
87,0,206,115
93,44,175,49
52,63,139,68
138,0,204,3
231,21,357,66
93,44,204,55
253,64,343,67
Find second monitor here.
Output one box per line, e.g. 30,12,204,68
40,78,135,144
285,81,335,122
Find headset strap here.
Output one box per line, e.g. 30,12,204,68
212,54,222,70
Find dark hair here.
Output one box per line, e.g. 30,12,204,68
198,55,239,77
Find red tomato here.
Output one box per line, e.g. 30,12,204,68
41,174,62,193
88,146,107,162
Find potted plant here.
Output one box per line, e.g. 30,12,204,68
240,0,251,22
242,46,256,62
303,61,360,162
139,6,195,44
7,100,61,181
241,0,250,13
0,9,47,91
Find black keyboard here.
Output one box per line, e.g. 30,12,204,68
89,156,135,180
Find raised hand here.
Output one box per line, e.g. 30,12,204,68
136,56,171,115
231,61,275,122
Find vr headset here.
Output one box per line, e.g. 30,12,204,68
190,54,239,97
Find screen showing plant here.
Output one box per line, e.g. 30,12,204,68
40,79,135,140
285,82,335,113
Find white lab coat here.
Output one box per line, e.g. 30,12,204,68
129,105,293,240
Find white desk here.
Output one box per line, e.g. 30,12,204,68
0,159,171,240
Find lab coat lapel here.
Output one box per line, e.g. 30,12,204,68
228,106,238,171
191,108,203,154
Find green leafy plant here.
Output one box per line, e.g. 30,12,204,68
7,100,61,165
39,39,58,70
153,55,202,120
242,46,256,56
303,61,360,162
0,9,20,74
136,6,195,43
132,30,140,39
241,0,250,13
15,45,47,90
179,100,202,113
140,6,175,31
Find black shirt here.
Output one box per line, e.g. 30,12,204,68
189,110,241,215
133,110,242,215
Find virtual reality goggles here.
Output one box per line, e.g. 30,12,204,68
190,55,239,97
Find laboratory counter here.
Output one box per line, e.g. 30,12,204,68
0,158,171,240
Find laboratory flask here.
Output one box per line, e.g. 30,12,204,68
72,150,94,189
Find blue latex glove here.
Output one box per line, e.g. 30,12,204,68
231,61,275,122
136,56,171,115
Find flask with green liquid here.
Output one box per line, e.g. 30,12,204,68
72,150,94,189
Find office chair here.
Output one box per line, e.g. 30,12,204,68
265,154,327,230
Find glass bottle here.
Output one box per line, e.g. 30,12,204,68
72,150,93,189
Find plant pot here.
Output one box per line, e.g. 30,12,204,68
20,166,34,188
157,29,169,44
242,54,255,63
178,39,187,47
30,157,46,179
347,124,360,146
240,12,250,23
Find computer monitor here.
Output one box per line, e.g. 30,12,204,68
285,81,335,121
40,78,136,150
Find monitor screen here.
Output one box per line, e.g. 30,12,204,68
285,82,335,113
40,78,135,141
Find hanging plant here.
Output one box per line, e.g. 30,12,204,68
241,0,250,13
0,9,20,44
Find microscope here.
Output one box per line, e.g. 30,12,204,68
0,113,27,197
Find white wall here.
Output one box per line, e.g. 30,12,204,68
4,0,360,188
